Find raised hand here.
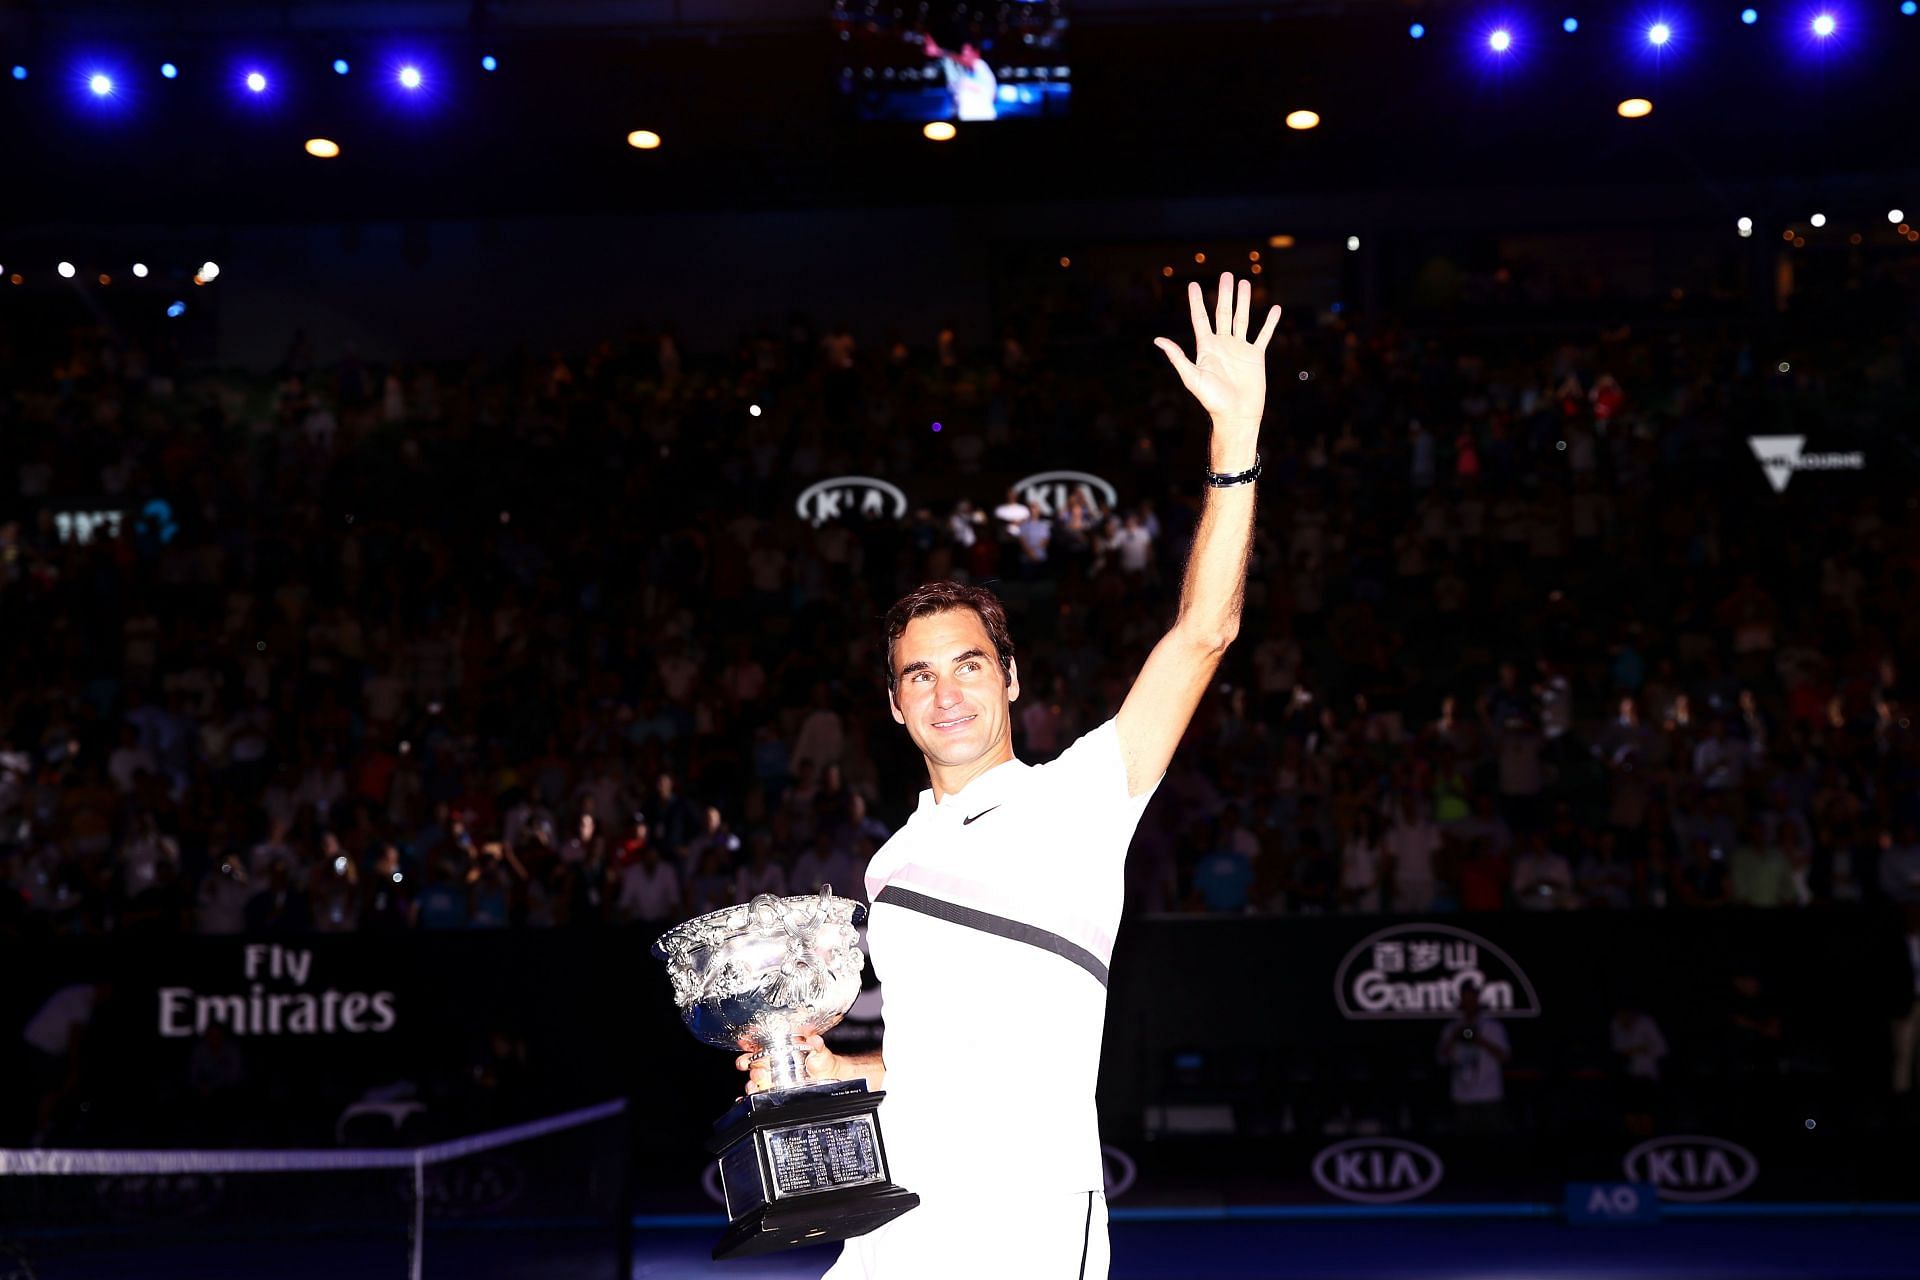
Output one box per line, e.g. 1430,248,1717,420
1154,271,1281,427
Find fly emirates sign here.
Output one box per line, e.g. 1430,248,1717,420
158,943,398,1038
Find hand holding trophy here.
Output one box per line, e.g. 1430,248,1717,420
653,890,919,1259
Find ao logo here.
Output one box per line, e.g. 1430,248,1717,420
1012,470,1119,520
1587,1184,1643,1214
1623,1136,1758,1202
794,476,909,527
1311,1138,1444,1204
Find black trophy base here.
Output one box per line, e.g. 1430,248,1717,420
706,1081,920,1260
712,1183,922,1259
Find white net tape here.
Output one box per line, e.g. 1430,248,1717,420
0,1097,626,1174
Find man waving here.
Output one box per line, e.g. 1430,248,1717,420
740,273,1279,1279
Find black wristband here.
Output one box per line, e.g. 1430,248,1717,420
1204,453,1262,487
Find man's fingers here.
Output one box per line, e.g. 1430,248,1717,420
1187,281,1210,341
1254,304,1282,352
1154,338,1198,389
1233,278,1252,339
1214,271,1233,337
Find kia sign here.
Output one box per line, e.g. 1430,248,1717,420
1622,1136,1759,1202
794,476,909,527
1012,470,1119,519
1311,1138,1444,1204
1334,924,1541,1021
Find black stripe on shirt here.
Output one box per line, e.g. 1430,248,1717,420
873,885,1109,988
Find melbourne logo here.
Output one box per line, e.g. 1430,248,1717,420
794,476,908,526
1012,470,1119,520
1747,436,1865,494
1311,1139,1444,1204
1622,1136,1758,1202
1333,924,1541,1021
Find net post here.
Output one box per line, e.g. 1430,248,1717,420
409,1149,426,1280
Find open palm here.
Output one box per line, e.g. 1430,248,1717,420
1154,272,1281,423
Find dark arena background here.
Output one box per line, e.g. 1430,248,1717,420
3,0,1920,1276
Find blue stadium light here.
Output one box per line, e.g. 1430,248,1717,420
166,301,186,318
398,64,423,89
1904,2,1917,15
89,73,114,96
1410,21,1427,37
1564,16,1580,31
1811,11,1836,33
1741,6,1759,20
1490,27,1514,50
245,70,267,93
161,62,178,79
1648,21,1673,43
481,54,498,71
10,65,25,81
333,58,350,75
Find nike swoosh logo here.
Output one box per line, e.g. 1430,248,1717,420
962,806,1000,826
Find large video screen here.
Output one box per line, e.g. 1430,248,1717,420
833,0,1069,123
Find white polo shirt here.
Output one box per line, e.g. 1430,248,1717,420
861,719,1158,1201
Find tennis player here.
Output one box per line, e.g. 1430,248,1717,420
740,272,1279,1278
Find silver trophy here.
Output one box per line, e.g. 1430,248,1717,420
653,890,919,1259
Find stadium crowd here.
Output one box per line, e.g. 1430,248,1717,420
1,261,1917,943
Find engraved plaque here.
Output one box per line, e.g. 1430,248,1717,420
765,1115,885,1199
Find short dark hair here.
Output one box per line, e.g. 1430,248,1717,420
882,581,1015,692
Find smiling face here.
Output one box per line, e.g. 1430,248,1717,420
887,608,1020,785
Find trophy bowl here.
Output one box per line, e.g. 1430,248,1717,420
652,889,867,1092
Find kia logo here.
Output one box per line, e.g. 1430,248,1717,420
1622,1136,1758,1202
1311,1138,1444,1204
794,476,909,527
1012,470,1119,520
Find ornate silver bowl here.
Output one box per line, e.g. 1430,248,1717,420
652,890,867,1091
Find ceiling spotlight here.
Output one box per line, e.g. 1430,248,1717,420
481,55,498,72
198,260,220,281
1285,109,1320,130
1891,209,1907,224
305,138,341,158
246,71,268,93
1811,12,1836,35
89,74,113,96
132,262,149,277
1741,7,1758,22
398,65,422,89
333,58,350,75
167,301,186,318
58,262,76,278
1564,17,1580,32
1810,212,1826,227
921,121,956,141
628,129,664,149
1618,98,1653,118
1489,28,1513,51
10,65,26,81
1347,236,1361,251
1648,22,1671,44
1903,2,1917,14
161,62,178,79
1409,22,1427,37
1737,216,1753,232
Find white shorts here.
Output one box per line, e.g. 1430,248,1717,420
821,1190,1108,1280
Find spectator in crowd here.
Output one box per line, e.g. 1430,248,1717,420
1436,982,1511,1135
1608,1002,1668,1135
